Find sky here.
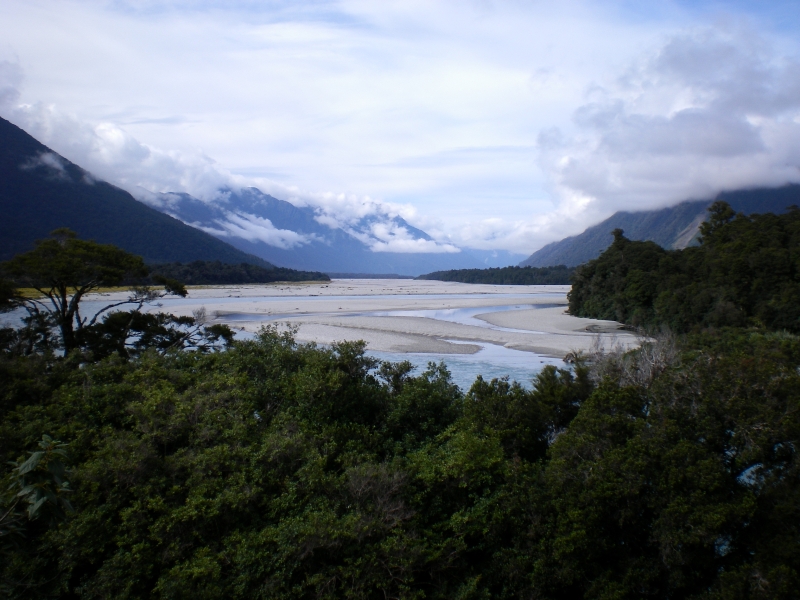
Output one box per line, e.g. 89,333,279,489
1,0,799,255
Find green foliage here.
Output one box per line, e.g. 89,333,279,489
569,203,800,332
10,435,73,523
4,228,148,290
0,230,228,356
0,277,20,312
148,260,330,285
2,229,151,351
2,225,799,597
1,325,798,598
1,435,73,598
417,265,574,285
76,310,234,360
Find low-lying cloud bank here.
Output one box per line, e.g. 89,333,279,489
540,26,800,224
195,213,318,251
0,65,459,254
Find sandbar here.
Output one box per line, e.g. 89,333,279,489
84,279,639,358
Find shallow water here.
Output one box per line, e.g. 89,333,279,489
368,341,565,391
1,290,568,389
360,304,560,333
220,300,568,390
215,302,559,333
154,291,565,307
2,289,562,318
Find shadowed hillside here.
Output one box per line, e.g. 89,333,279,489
0,117,272,266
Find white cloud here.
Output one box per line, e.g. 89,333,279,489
357,220,460,254
370,237,460,253
5,101,235,200
20,151,68,176
539,26,800,221
305,192,422,235
0,1,660,226
198,212,315,250
0,60,22,111
1,5,800,258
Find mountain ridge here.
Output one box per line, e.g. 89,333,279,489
143,186,525,275
521,185,800,268
0,116,273,267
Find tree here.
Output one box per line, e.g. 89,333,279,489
569,203,800,332
699,200,737,243
78,307,235,359
2,229,186,353
0,278,18,312
0,435,74,597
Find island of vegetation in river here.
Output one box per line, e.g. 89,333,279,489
417,264,574,285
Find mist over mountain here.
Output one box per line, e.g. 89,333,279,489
0,117,271,266
521,185,800,268
16,106,798,278
0,116,524,275
140,187,525,276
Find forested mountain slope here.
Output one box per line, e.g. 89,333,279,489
568,202,800,332
148,260,329,285
0,117,271,266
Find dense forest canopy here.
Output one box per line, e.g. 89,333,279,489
1,326,798,598
1,224,799,598
147,260,330,285
417,265,574,285
568,202,800,333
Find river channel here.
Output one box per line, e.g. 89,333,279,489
2,281,599,390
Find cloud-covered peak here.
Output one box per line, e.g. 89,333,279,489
196,212,316,250
540,27,800,220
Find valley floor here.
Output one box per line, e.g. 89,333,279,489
91,279,638,358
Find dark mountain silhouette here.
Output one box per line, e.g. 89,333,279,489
0,116,272,266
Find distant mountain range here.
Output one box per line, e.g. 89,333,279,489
7,113,797,276
1,115,524,275
139,188,525,276
520,185,800,268
0,117,271,266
